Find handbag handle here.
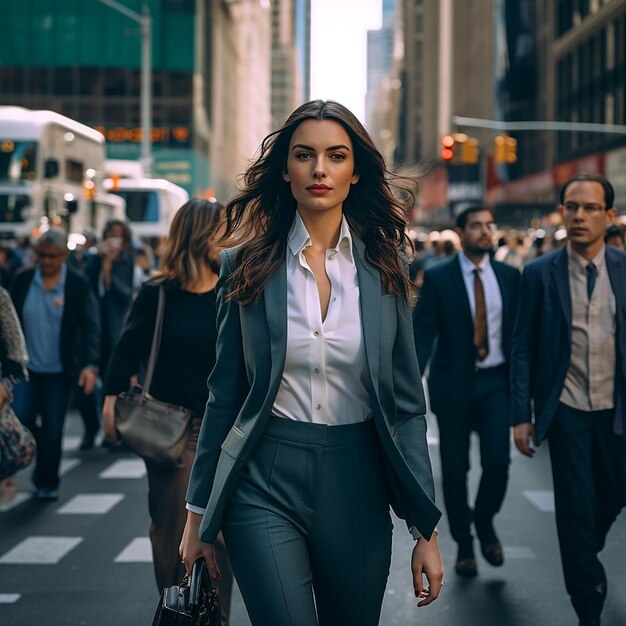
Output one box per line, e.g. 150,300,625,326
143,286,165,396
188,557,212,611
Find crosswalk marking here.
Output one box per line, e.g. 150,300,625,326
56,494,124,515
99,459,146,479
0,594,21,603
114,537,153,563
0,492,32,512
59,458,81,476
504,546,537,559
523,490,555,513
0,536,83,564
62,436,81,452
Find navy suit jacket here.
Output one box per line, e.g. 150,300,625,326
413,254,520,414
186,237,441,543
510,246,626,442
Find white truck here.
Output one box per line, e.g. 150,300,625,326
0,106,125,241
104,161,189,239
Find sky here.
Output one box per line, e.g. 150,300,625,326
309,0,382,122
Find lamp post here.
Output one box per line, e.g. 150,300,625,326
96,0,152,174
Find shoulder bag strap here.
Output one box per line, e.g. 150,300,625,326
143,286,165,396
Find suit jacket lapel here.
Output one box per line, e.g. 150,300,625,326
352,237,381,388
263,260,288,387
451,255,474,334
552,247,572,329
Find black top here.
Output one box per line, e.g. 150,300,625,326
104,280,217,417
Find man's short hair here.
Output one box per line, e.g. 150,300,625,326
559,173,615,210
456,206,494,230
605,224,625,243
36,229,67,251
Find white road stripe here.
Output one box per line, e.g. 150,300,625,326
0,594,20,603
114,538,153,563
504,546,537,559
0,536,83,564
0,492,32,512
56,494,124,515
59,458,81,476
99,459,146,479
62,436,81,452
523,489,555,513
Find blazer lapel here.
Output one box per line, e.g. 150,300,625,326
451,255,474,334
263,260,288,387
552,247,572,329
352,237,381,388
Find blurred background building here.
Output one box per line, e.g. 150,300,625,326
376,0,626,227
0,0,311,200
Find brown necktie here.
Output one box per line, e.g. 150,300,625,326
473,268,489,361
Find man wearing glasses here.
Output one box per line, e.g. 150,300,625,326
413,206,520,578
10,229,100,500
511,173,626,626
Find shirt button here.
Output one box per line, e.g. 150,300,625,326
315,403,321,410
314,367,320,374
313,331,319,337
331,297,336,302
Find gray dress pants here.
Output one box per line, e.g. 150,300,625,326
222,416,393,626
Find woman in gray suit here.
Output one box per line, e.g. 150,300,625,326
180,100,443,626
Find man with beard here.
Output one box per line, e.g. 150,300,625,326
413,206,520,578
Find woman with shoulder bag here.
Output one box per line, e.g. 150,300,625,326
179,100,444,626
0,285,34,491
102,199,233,625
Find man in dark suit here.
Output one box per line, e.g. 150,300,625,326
511,173,626,626
413,206,520,577
11,229,100,500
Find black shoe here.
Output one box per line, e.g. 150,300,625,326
579,620,601,626
455,543,477,578
36,487,59,501
475,519,504,567
79,432,97,451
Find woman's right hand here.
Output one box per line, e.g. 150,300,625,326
102,395,120,444
179,511,221,581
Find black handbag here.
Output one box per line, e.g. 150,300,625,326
114,286,193,468
152,558,220,626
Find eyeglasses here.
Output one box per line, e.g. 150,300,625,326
562,202,605,216
36,251,65,260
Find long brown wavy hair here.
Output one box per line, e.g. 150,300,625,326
156,198,223,289
222,99,414,304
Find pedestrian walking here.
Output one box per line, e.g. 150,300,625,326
179,99,443,626
511,173,626,626
413,206,520,578
101,199,233,625
10,229,100,500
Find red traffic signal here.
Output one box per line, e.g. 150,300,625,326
441,135,455,161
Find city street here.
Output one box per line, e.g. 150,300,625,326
1,409,625,626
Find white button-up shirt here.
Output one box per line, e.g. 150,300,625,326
458,252,505,368
271,212,373,424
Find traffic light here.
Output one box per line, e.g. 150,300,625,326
441,133,479,164
493,133,517,164
441,135,455,161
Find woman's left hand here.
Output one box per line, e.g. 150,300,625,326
411,532,444,607
0,383,8,410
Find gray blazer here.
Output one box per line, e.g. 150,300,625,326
186,235,441,543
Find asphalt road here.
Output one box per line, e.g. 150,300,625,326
1,410,625,626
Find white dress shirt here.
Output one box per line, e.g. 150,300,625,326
272,212,373,424
458,252,505,368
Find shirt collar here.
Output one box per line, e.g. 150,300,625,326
567,243,605,272
33,263,67,290
287,212,355,265
459,251,489,275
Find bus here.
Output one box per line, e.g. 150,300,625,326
0,106,125,240
103,173,189,239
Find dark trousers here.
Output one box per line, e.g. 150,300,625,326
12,371,70,490
435,366,510,549
145,419,233,626
547,403,626,622
222,416,393,626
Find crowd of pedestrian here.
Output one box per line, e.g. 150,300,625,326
0,100,624,626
